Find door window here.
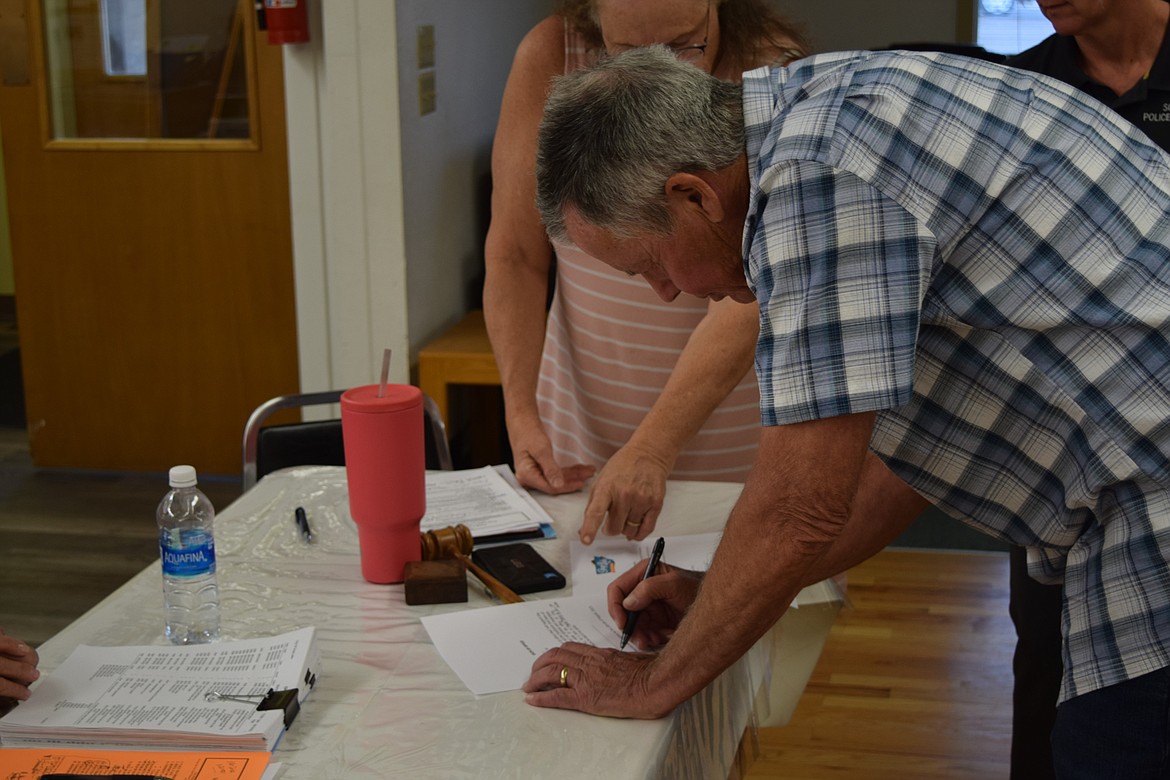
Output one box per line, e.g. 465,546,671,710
101,0,147,77
41,0,255,142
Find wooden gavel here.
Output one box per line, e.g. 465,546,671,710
419,524,524,604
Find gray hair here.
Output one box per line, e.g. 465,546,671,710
535,46,745,242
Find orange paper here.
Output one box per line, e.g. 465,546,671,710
0,747,270,779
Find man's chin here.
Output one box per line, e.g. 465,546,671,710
703,290,755,303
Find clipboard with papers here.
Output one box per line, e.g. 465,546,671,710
0,627,319,752
421,465,557,544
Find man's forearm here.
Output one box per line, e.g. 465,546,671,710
648,484,831,705
642,414,880,709
798,452,928,585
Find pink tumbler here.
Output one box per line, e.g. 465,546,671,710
340,384,426,584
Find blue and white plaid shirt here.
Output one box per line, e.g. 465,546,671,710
743,50,1170,702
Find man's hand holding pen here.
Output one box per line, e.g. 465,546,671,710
521,555,704,718
609,559,702,651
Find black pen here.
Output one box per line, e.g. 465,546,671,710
295,506,313,543
619,536,665,650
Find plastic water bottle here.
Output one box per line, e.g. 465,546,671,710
157,465,220,644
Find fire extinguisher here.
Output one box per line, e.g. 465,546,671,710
260,0,310,45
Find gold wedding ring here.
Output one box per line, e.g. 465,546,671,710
625,519,644,527
559,665,569,687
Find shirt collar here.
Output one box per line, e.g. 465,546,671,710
1043,28,1170,105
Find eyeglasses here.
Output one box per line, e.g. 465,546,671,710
667,1,709,63
604,1,710,63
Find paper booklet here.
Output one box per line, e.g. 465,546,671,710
422,465,556,542
0,627,319,752
0,747,273,780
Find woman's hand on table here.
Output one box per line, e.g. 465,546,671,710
508,413,595,495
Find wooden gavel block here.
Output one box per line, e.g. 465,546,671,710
417,524,524,604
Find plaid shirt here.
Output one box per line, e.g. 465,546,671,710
743,50,1170,702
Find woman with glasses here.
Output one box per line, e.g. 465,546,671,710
483,0,808,545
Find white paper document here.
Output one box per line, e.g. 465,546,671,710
423,532,721,695
420,530,845,696
0,627,319,751
422,466,554,536
569,532,723,597
422,598,623,695
570,531,831,607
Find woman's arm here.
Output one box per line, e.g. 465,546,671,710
579,297,758,542
483,17,595,494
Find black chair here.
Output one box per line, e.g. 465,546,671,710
241,389,453,492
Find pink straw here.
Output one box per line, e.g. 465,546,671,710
378,348,391,398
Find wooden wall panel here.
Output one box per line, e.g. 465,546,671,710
0,0,299,476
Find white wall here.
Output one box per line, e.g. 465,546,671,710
395,0,550,356
281,0,547,397
282,1,407,393
283,0,549,397
774,0,964,53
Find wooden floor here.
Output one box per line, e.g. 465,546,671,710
746,549,1013,780
0,427,241,646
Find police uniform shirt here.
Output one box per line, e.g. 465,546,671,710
1008,26,1170,151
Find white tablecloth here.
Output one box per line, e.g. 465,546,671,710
27,466,841,779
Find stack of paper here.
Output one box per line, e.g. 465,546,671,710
0,747,274,780
0,627,319,752
422,465,556,542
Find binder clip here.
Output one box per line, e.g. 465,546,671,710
205,687,302,729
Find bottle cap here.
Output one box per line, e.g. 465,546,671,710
169,465,198,488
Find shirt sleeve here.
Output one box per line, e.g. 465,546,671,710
747,159,937,426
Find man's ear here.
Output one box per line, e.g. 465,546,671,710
665,172,724,223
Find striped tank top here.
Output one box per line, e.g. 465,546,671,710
534,24,761,481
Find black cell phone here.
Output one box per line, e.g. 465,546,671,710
471,543,566,594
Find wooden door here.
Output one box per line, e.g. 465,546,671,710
0,0,299,476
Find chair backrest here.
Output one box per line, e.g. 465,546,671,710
241,389,453,492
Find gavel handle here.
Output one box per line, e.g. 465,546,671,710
455,552,524,604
